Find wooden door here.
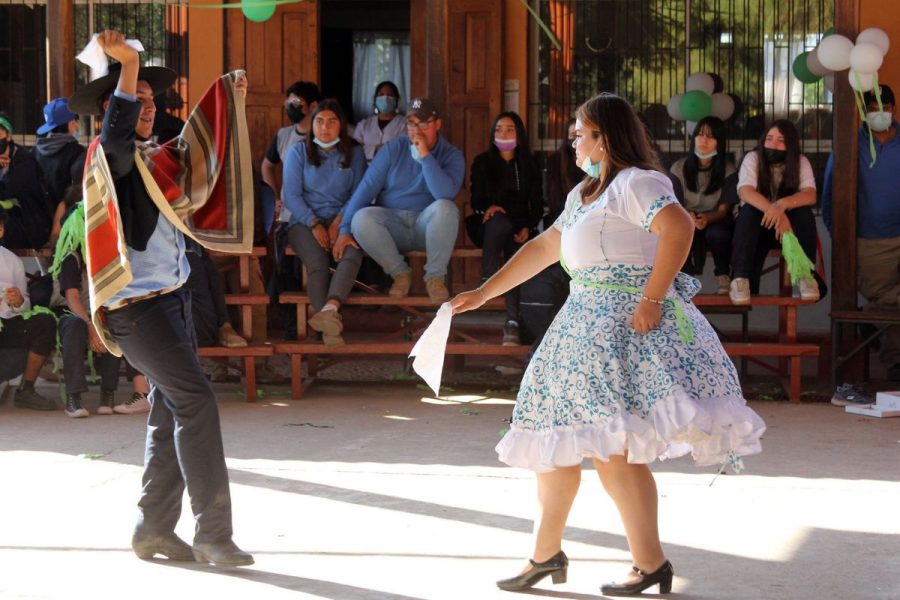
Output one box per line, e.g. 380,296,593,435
226,1,319,168
444,0,503,285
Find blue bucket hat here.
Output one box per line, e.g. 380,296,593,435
36,98,79,135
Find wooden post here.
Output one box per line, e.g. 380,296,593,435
47,0,75,100
832,0,864,383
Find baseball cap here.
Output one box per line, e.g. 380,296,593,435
407,97,439,121
37,98,79,135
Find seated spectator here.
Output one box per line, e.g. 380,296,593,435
52,203,150,416
731,119,819,304
0,112,11,140
283,100,366,345
334,97,465,303
0,208,57,410
34,98,86,247
352,81,406,163
669,116,738,294
0,138,52,250
519,120,576,349
467,111,542,345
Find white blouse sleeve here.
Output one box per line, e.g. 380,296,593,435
798,155,816,190
737,151,759,191
621,170,679,232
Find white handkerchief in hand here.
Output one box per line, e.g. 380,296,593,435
76,33,145,81
410,302,453,397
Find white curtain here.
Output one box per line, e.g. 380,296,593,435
352,32,411,123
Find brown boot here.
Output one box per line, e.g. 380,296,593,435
426,277,449,303
388,271,412,298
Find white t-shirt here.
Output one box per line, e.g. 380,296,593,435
352,114,407,162
0,246,30,319
737,151,816,202
554,168,678,269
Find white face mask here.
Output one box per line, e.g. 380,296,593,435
866,111,893,133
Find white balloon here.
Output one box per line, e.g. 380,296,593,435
817,34,854,71
806,48,830,76
823,74,836,94
667,94,685,120
856,27,890,55
685,72,715,95
710,93,735,120
849,69,876,92
849,42,884,74
685,121,698,136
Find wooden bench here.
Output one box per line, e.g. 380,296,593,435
694,294,819,402
831,310,900,387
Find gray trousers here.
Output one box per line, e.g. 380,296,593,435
858,237,900,368
104,289,233,544
287,221,363,312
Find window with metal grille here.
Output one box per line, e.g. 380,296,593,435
530,0,833,174
0,3,47,139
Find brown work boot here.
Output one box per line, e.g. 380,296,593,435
308,309,343,336
388,271,412,298
426,277,450,303
218,323,248,348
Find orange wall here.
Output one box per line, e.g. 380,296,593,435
187,1,224,109
859,0,900,90
504,0,529,121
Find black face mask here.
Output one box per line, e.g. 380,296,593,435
764,148,787,164
286,106,305,124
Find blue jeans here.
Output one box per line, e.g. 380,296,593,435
350,199,459,280
104,289,234,544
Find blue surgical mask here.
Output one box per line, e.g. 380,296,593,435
579,138,604,178
410,143,422,162
375,96,398,114
866,111,893,133
314,137,340,149
694,149,717,160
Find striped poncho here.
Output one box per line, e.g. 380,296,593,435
83,71,253,355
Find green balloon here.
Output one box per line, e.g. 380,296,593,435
793,52,821,84
242,0,276,22
680,90,712,122
822,26,836,38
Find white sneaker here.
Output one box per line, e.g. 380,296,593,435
729,278,751,305
114,392,150,415
715,274,731,296
798,276,820,301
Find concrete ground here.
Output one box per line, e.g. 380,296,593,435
1,378,898,600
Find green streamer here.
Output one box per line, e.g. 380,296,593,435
0,198,19,210
518,0,562,51
852,71,880,168
780,232,815,286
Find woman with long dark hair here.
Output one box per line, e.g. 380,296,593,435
669,116,738,294
730,119,819,304
282,99,367,345
451,93,765,595
467,111,543,345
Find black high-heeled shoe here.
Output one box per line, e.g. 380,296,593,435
600,560,674,596
496,550,569,591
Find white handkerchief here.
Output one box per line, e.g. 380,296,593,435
409,302,453,397
76,33,145,81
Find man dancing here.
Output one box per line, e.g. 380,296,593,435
69,30,254,566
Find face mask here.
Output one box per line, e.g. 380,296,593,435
375,96,398,114
579,137,604,178
866,111,893,132
764,148,787,164
694,149,717,160
410,143,422,162
493,137,517,152
286,106,305,124
314,137,340,149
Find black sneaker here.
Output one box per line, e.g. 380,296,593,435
65,393,89,418
502,321,521,346
14,387,57,411
97,390,115,415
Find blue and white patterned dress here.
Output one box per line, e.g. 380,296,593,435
496,168,765,472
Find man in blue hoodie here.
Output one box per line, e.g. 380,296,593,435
823,84,900,397
332,98,465,303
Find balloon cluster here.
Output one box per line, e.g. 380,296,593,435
666,73,738,134
793,27,890,94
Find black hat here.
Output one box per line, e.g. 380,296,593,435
69,63,178,115
863,84,895,107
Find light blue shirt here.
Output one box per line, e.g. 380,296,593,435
339,135,465,235
282,143,367,227
103,203,190,307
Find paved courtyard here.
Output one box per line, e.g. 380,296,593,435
1,378,897,599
